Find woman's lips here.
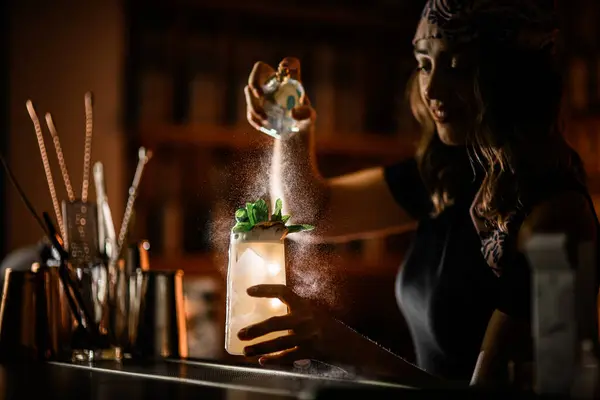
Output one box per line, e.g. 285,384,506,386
430,106,451,123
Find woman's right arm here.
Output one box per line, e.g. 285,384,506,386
242,284,444,388
246,58,417,243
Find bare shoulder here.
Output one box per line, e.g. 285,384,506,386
518,191,597,251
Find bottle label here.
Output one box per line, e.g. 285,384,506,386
261,77,305,139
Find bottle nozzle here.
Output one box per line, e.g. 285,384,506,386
276,65,290,81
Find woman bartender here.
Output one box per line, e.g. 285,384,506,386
239,0,599,386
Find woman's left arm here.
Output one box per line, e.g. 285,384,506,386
471,191,598,387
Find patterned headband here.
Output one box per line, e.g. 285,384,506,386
413,0,559,51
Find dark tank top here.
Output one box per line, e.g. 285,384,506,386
383,158,599,382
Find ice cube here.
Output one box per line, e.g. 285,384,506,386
230,248,268,317
269,298,284,310
267,263,281,276
231,290,255,317
235,248,267,283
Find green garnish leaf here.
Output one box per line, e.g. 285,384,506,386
231,199,314,235
271,198,283,221
233,222,253,233
246,203,256,225
286,224,315,234
235,208,248,223
253,199,269,223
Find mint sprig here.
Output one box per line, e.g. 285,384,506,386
232,198,314,234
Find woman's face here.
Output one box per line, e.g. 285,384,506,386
414,38,476,145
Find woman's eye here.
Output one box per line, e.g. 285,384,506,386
417,63,431,73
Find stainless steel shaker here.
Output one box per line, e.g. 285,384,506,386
0,269,40,359
42,265,76,357
128,269,188,359
0,266,75,361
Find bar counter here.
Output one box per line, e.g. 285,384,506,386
0,357,545,399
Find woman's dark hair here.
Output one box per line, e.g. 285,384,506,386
409,43,585,231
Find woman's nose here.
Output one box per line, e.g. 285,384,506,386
424,69,446,102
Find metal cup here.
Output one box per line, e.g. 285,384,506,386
0,269,40,360
105,243,150,349
0,266,76,361
129,270,188,359
43,266,76,357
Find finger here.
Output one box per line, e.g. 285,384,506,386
279,57,302,81
246,109,266,130
244,87,268,130
244,333,310,357
302,93,312,107
238,313,311,341
247,112,267,131
244,86,267,120
238,315,293,340
247,109,266,125
249,61,276,98
247,284,303,308
291,105,315,122
259,347,310,367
